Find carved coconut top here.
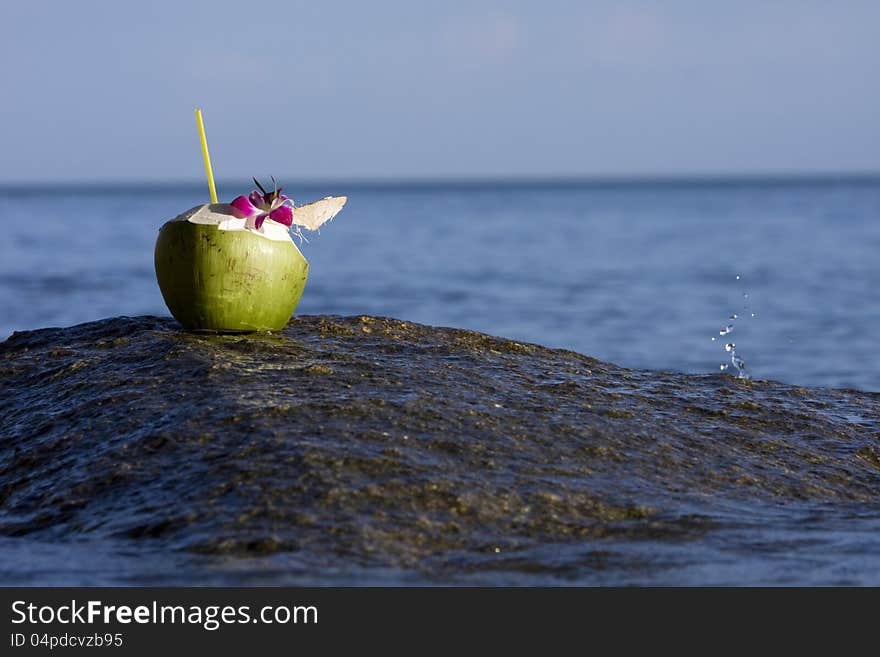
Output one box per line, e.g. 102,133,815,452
171,204,295,243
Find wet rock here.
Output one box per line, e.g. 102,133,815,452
1,315,879,584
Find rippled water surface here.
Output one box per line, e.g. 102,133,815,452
2,178,879,390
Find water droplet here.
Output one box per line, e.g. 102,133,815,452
710,279,752,379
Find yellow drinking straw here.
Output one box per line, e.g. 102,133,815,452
194,108,218,203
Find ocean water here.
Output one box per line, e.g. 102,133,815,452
2,178,878,390
3,178,880,587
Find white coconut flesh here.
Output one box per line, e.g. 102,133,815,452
171,197,347,247
171,204,296,243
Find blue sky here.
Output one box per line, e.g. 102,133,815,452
3,1,879,182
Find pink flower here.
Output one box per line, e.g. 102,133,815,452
229,178,294,230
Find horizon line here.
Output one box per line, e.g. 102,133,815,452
2,171,880,192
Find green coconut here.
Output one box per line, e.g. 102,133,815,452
154,204,309,332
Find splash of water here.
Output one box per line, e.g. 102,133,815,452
712,275,751,379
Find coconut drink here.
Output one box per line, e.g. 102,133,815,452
154,110,346,332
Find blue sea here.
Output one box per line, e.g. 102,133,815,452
2,177,878,391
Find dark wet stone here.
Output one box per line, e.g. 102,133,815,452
1,315,879,584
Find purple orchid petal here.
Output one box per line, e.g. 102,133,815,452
250,191,271,212
269,193,291,211
254,213,268,230
267,204,293,227
230,195,259,217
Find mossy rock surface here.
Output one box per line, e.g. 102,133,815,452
2,316,880,584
